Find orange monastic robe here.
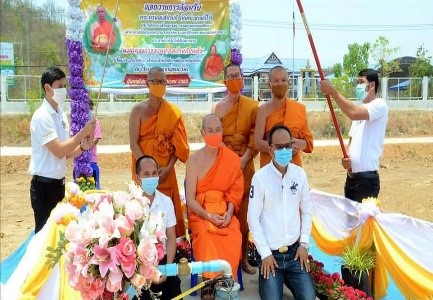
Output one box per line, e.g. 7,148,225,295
260,98,313,168
92,20,116,52
189,147,243,279
131,100,189,237
221,96,258,234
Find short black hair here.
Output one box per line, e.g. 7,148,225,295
358,68,379,93
136,155,158,174
267,124,292,146
41,67,66,93
224,63,241,78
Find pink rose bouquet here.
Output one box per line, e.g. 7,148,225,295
52,182,166,300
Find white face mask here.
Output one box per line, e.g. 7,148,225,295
52,88,67,106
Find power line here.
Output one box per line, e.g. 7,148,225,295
242,19,433,31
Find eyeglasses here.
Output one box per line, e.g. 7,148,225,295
226,73,242,80
271,143,292,150
147,79,167,85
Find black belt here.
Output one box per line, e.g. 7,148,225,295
271,241,299,254
32,175,65,185
347,171,378,179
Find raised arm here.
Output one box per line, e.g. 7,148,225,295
320,80,369,120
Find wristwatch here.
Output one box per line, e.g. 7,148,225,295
300,242,309,251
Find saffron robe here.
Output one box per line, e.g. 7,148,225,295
131,100,189,237
260,98,313,167
189,147,243,279
221,96,258,234
91,20,116,52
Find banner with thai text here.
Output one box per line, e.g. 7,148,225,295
0,42,15,85
81,0,230,89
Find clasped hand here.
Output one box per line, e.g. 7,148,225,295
208,211,232,228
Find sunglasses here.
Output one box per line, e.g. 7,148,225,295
271,143,292,150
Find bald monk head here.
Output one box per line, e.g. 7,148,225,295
201,113,223,148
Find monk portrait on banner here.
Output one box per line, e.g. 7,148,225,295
90,5,117,53
203,44,225,81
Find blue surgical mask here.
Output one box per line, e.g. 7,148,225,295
273,148,293,167
356,83,369,101
141,176,159,195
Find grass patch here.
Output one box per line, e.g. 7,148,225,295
1,111,432,147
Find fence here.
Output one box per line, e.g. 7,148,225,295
1,75,432,115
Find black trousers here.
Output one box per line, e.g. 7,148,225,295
344,174,380,203
30,178,65,233
134,256,182,300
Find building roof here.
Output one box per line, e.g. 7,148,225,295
242,52,312,76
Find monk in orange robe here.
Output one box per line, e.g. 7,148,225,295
255,66,313,168
185,114,243,282
203,45,224,81
213,63,258,275
91,5,117,53
130,67,189,237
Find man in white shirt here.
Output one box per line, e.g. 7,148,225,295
321,69,388,202
134,155,181,300
29,67,95,233
248,125,315,300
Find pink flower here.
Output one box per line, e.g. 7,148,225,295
113,191,133,207
116,237,137,278
130,273,147,288
118,292,130,300
91,244,119,277
137,239,158,267
106,265,123,292
156,243,165,262
115,214,134,236
124,199,143,222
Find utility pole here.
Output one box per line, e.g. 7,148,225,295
25,9,31,76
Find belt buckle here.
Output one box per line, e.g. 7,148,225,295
61,178,66,185
278,246,288,253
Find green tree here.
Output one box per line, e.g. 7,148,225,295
409,45,433,77
343,42,370,79
332,63,343,78
370,36,401,78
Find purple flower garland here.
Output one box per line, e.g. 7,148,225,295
65,38,92,177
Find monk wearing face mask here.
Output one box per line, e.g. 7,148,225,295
185,114,243,297
129,66,189,237
212,63,258,275
254,65,314,168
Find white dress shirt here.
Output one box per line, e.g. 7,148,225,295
28,99,69,179
150,190,177,253
248,162,312,259
349,97,388,173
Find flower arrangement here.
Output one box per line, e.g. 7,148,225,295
174,239,192,263
48,182,166,300
76,175,97,191
309,255,373,300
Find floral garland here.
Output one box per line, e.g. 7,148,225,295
230,0,243,66
66,0,92,178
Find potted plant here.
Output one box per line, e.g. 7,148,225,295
341,245,375,298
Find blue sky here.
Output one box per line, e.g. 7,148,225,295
35,0,433,69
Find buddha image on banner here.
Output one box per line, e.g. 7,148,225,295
80,0,231,89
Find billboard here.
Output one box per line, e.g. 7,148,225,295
81,0,231,89
0,42,15,85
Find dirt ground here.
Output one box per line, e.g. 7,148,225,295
1,143,433,260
